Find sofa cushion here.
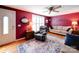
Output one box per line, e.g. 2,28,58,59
53,26,57,29
57,26,63,30
60,30,67,33
63,26,71,31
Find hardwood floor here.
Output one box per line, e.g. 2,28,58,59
0,33,65,53
48,32,65,39
0,38,26,53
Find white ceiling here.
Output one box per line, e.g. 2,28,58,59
6,5,79,16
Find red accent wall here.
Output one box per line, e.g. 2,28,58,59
16,11,32,39
51,12,79,26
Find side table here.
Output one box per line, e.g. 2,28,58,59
25,31,34,40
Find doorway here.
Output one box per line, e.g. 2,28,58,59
0,8,16,45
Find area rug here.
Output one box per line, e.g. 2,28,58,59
17,34,65,53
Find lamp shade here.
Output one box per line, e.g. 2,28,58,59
72,21,78,25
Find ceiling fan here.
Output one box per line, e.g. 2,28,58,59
44,5,62,14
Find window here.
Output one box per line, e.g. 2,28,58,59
3,16,9,34
32,14,45,32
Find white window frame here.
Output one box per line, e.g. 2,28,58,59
32,14,45,32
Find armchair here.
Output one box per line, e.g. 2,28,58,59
34,26,48,42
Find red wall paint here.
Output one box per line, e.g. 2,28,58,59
16,11,48,39
16,11,32,39
51,12,79,27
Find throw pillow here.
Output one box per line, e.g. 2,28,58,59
66,28,71,32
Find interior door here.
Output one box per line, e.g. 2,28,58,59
0,8,16,45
